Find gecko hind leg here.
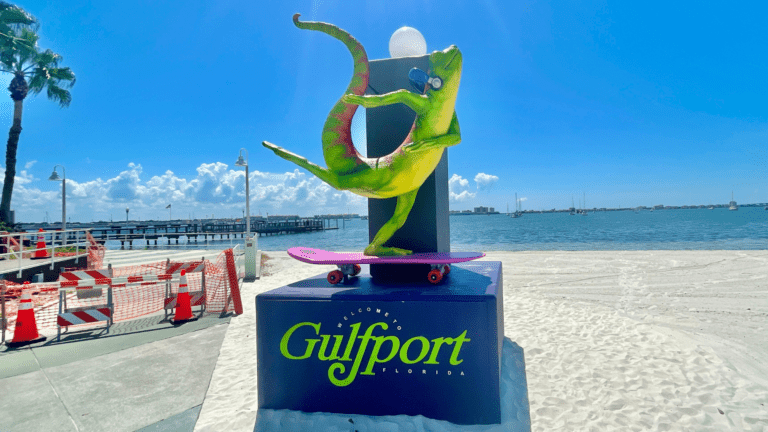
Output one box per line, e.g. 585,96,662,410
364,188,419,256
262,141,341,189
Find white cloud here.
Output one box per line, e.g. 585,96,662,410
3,163,506,221
1,161,370,222
449,174,476,202
25,160,37,170
474,173,499,190
0,165,35,186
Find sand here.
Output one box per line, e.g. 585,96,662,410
194,250,768,431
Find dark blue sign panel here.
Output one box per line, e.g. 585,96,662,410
256,261,504,425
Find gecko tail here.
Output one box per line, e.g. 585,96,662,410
293,14,367,175
262,141,341,189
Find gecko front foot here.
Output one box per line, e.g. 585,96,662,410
364,245,412,257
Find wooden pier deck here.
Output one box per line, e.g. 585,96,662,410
19,218,337,248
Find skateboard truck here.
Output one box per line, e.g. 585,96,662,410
327,264,362,285
327,263,451,285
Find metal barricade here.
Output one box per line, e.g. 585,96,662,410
57,284,114,340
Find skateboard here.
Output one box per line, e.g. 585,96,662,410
287,247,485,285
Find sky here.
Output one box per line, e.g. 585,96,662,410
2,0,767,223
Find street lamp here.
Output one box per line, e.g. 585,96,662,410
48,165,66,244
235,148,250,239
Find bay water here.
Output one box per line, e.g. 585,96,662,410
108,207,767,251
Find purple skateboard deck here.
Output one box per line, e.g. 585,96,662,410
287,247,485,284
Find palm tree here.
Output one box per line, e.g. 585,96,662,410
0,9,75,224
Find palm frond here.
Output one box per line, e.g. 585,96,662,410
48,66,75,87
46,82,72,107
0,50,14,70
14,27,38,64
27,69,45,92
35,48,60,67
0,3,36,26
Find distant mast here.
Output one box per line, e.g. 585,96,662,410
729,191,738,211
511,193,521,218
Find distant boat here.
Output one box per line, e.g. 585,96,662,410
581,192,588,216
708,206,714,210
729,191,738,211
511,193,522,218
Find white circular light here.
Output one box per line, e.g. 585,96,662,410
389,26,427,58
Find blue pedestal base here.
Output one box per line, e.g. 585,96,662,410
255,337,531,431
256,261,524,426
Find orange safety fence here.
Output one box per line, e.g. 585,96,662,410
86,230,106,270
1,248,242,338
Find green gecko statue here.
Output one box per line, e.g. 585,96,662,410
263,14,462,256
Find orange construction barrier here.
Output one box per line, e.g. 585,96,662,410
31,228,50,260
172,270,195,323
7,282,46,346
224,249,243,315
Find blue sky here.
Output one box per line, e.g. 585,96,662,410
2,0,766,222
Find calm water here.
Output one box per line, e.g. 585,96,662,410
109,207,768,251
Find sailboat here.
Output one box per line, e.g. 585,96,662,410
569,197,575,215
581,192,588,216
729,191,738,211
511,193,522,218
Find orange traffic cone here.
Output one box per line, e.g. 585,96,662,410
172,270,195,323
8,282,46,347
31,228,50,260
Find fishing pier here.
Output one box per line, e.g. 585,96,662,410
19,217,335,248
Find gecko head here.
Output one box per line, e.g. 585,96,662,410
427,45,462,94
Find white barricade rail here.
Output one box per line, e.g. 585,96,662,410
165,260,205,275
59,269,111,281
57,284,114,340
57,274,176,289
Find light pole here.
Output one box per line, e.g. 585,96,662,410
48,165,66,244
235,148,250,239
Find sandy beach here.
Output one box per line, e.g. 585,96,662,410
194,250,768,431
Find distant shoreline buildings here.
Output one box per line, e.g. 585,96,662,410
449,201,768,215
450,206,500,215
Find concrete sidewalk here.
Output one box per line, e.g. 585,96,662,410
0,311,231,432
0,248,248,432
